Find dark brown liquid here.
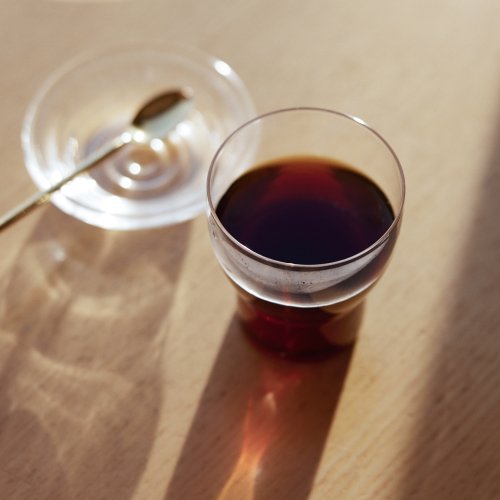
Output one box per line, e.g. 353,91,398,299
216,157,394,264
216,156,395,359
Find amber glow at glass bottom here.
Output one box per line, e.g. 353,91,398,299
234,285,367,361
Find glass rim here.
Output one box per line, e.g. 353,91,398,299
207,106,405,271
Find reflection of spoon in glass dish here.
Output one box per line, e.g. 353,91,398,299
0,87,194,231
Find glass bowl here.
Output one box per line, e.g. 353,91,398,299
22,42,256,230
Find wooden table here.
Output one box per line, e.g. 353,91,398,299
0,1,499,499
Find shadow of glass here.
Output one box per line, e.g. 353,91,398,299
0,207,191,499
165,307,362,500
398,108,500,498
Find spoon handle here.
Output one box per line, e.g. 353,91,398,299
0,136,127,231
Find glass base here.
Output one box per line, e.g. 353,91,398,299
236,293,365,361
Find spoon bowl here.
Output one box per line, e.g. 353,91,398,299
131,88,194,140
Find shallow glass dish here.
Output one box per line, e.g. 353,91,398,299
22,43,256,230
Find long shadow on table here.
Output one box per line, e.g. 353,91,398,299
397,105,500,498
165,308,362,500
0,208,191,500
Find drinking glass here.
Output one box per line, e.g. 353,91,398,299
207,108,405,360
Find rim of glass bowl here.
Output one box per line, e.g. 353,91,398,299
21,41,257,230
207,106,406,271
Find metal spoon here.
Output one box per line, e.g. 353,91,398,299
0,87,194,231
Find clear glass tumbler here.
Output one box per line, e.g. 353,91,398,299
207,108,405,360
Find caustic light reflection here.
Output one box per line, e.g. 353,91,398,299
150,138,165,153
128,162,142,175
214,60,232,77
218,368,302,500
218,391,277,500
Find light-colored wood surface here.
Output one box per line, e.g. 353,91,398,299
1,1,499,499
